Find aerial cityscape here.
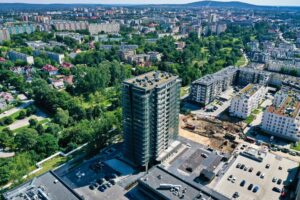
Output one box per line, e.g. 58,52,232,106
0,0,300,200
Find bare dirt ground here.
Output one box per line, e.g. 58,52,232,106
179,114,242,153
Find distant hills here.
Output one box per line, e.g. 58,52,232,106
186,1,260,8
0,1,299,11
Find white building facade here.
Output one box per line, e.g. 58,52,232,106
229,84,267,119
261,91,300,141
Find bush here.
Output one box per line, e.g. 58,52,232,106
17,110,26,119
26,105,37,116
3,117,13,125
29,118,38,128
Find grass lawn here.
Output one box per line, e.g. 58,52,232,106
291,143,300,151
28,156,69,179
236,56,246,67
245,115,255,124
252,109,261,115
180,86,190,97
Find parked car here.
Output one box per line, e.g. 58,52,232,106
233,192,239,198
265,164,270,169
240,180,246,187
231,177,236,183
248,167,253,172
248,184,253,190
277,179,282,185
256,171,261,176
272,187,281,193
89,184,95,190
253,186,260,193
272,177,278,183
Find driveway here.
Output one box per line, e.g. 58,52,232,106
0,100,34,119
8,109,48,130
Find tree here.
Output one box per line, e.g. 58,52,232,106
14,128,38,151
34,134,59,158
29,118,38,128
3,116,13,125
36,124,45,135
0,160,10,185
53,108,70,126
26,105,37,116
0,130,14,149
73,64,111,94
17,110,26,119
46,123,61,137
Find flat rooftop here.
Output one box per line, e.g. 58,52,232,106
4,171,81,200
267,93,300,118
139,166,215,200
193,66,237,86
214,148,299,200
235,84,264,99
124,71,179,90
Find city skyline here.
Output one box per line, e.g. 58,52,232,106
0,0,299,6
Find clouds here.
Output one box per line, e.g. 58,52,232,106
0,0,299,6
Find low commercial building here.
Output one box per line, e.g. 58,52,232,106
189,66,238,106
8,50,34,65
229,84,267,119
138,166,228,200
3,171,82,200
261,90,300,141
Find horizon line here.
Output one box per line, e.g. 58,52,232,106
0,1,299,7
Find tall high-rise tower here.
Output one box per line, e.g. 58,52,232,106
122,71,181,168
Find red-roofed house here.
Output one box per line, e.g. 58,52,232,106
63,75,74,85
42,64,59,76
61,62,74,69
0,57,6,62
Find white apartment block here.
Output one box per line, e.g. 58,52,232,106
88,23,120,35
267,60,300,75
261,91,300,142
229,84,267,119
53,21,89,31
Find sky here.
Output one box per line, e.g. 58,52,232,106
0,0,299,6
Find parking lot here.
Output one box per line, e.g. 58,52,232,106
214,149,298,200
59,145,129,200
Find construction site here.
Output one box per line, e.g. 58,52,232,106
179,114,244,154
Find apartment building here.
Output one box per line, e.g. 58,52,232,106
7,24,36,35
34,50,65,64
229,84,267,119
122,71,181,168
53,21,89,31
267,59,300,76
237,67,271,86
88,23,120,35
8,50,34,65
0,28,10,43
189,66,238,106
261,90,300,141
